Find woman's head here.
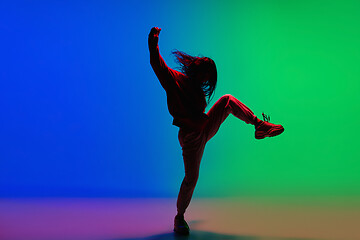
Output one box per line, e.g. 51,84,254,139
172,50,217,104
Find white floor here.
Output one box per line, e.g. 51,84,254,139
0,197,359,240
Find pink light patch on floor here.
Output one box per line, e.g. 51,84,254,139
0,197,359,240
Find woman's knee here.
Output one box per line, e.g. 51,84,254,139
218,94,235,110
220,94,233,101
184,173,199,188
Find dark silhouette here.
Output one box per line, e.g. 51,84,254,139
148,27,284,235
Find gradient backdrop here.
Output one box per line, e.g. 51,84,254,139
1,0,359,199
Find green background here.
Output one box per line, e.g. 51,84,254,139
158,0,360,198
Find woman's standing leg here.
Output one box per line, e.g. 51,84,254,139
176,129,206,216
174,129,206,235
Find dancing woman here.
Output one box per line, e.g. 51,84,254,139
148,27,284,235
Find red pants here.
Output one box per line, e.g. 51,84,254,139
176,94,257,215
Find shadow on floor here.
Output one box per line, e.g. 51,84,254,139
114,230,313,240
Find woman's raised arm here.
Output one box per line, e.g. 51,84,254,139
148,27,174,90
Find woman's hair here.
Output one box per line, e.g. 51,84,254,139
172,50,217,104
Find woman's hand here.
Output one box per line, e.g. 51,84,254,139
148,27,162,48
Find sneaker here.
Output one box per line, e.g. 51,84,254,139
255,113,284,139
174,214,190,235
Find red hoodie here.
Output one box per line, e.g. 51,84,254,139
149,43,209,132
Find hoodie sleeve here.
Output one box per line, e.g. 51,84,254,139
148,39,176,91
